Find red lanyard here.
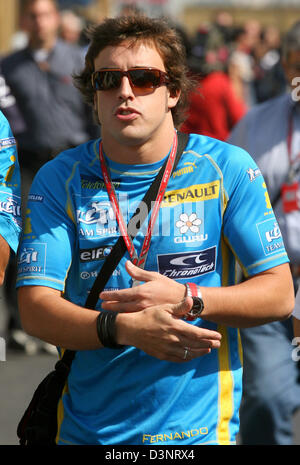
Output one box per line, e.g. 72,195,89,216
99,132,178,269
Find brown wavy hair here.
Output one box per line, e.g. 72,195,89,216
73,14,194,127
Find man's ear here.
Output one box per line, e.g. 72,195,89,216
168,88,181,110
93,93,98,112
93,94,101,125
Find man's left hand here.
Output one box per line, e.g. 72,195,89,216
100,260,186,312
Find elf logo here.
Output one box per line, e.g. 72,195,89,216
80,246,112,262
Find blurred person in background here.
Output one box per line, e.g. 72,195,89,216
228,22,262,107
244,19,262,52
181,25,247,141
252,25,286,103
59,9,84,45
293,288,300,339
1,0,98,353
228,20,300,445
2,0,98,177
204,10,236,51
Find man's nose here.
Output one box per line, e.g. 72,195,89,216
118,75,134,100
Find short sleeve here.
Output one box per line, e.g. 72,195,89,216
222,146,288,276
16,160,76,290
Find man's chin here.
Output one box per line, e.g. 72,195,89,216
115,128,149,147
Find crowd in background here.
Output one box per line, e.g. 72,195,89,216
71,7,286,109
70,8,286,108
1,6,289,120
186,11,286,106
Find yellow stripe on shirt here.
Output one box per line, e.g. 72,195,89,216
55,349,69,444
216,235,234,444
217,324,234,445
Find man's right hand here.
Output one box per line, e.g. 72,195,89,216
116,297,222,363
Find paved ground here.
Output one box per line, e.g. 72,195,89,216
0,349,56,445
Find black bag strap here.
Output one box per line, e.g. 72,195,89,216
85,131,188,309
58,132,189,368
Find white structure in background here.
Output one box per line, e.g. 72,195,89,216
0,337,5,361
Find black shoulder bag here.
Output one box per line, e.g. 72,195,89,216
16,132,188,446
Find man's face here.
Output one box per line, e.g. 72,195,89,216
93,41,179,151
22,0,60,47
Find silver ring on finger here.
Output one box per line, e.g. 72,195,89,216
183,347,190,360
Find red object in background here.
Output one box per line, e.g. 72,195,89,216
180,71,247,141
281,182,300,213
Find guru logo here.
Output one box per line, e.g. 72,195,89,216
176,213,202,234
174,212,208,245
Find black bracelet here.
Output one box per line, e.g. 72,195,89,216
96,311,125,349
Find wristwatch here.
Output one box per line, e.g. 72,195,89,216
184,282,204,321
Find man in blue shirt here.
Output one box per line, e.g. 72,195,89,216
16,14,294,445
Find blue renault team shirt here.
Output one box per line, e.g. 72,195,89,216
16,133,288,445
0,111,21,253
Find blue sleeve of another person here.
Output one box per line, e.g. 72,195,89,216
0,111,22,252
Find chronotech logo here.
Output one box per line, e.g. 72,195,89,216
157,246,216,279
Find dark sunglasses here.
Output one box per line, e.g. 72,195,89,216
92,67,170,93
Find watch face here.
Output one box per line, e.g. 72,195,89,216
184,296,204,320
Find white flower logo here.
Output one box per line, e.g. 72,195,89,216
176,213,202,234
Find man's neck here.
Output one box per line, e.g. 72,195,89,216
29,36,56,52
101,127,176,165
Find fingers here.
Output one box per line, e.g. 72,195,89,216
169,297,193,318
125,260,158,282
177,346,211,363
151,340,220,364
172,303,222,347
100,289,134,305
99,261,157,307
127,305,222,363
160,347,212,364
100,262,186,312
